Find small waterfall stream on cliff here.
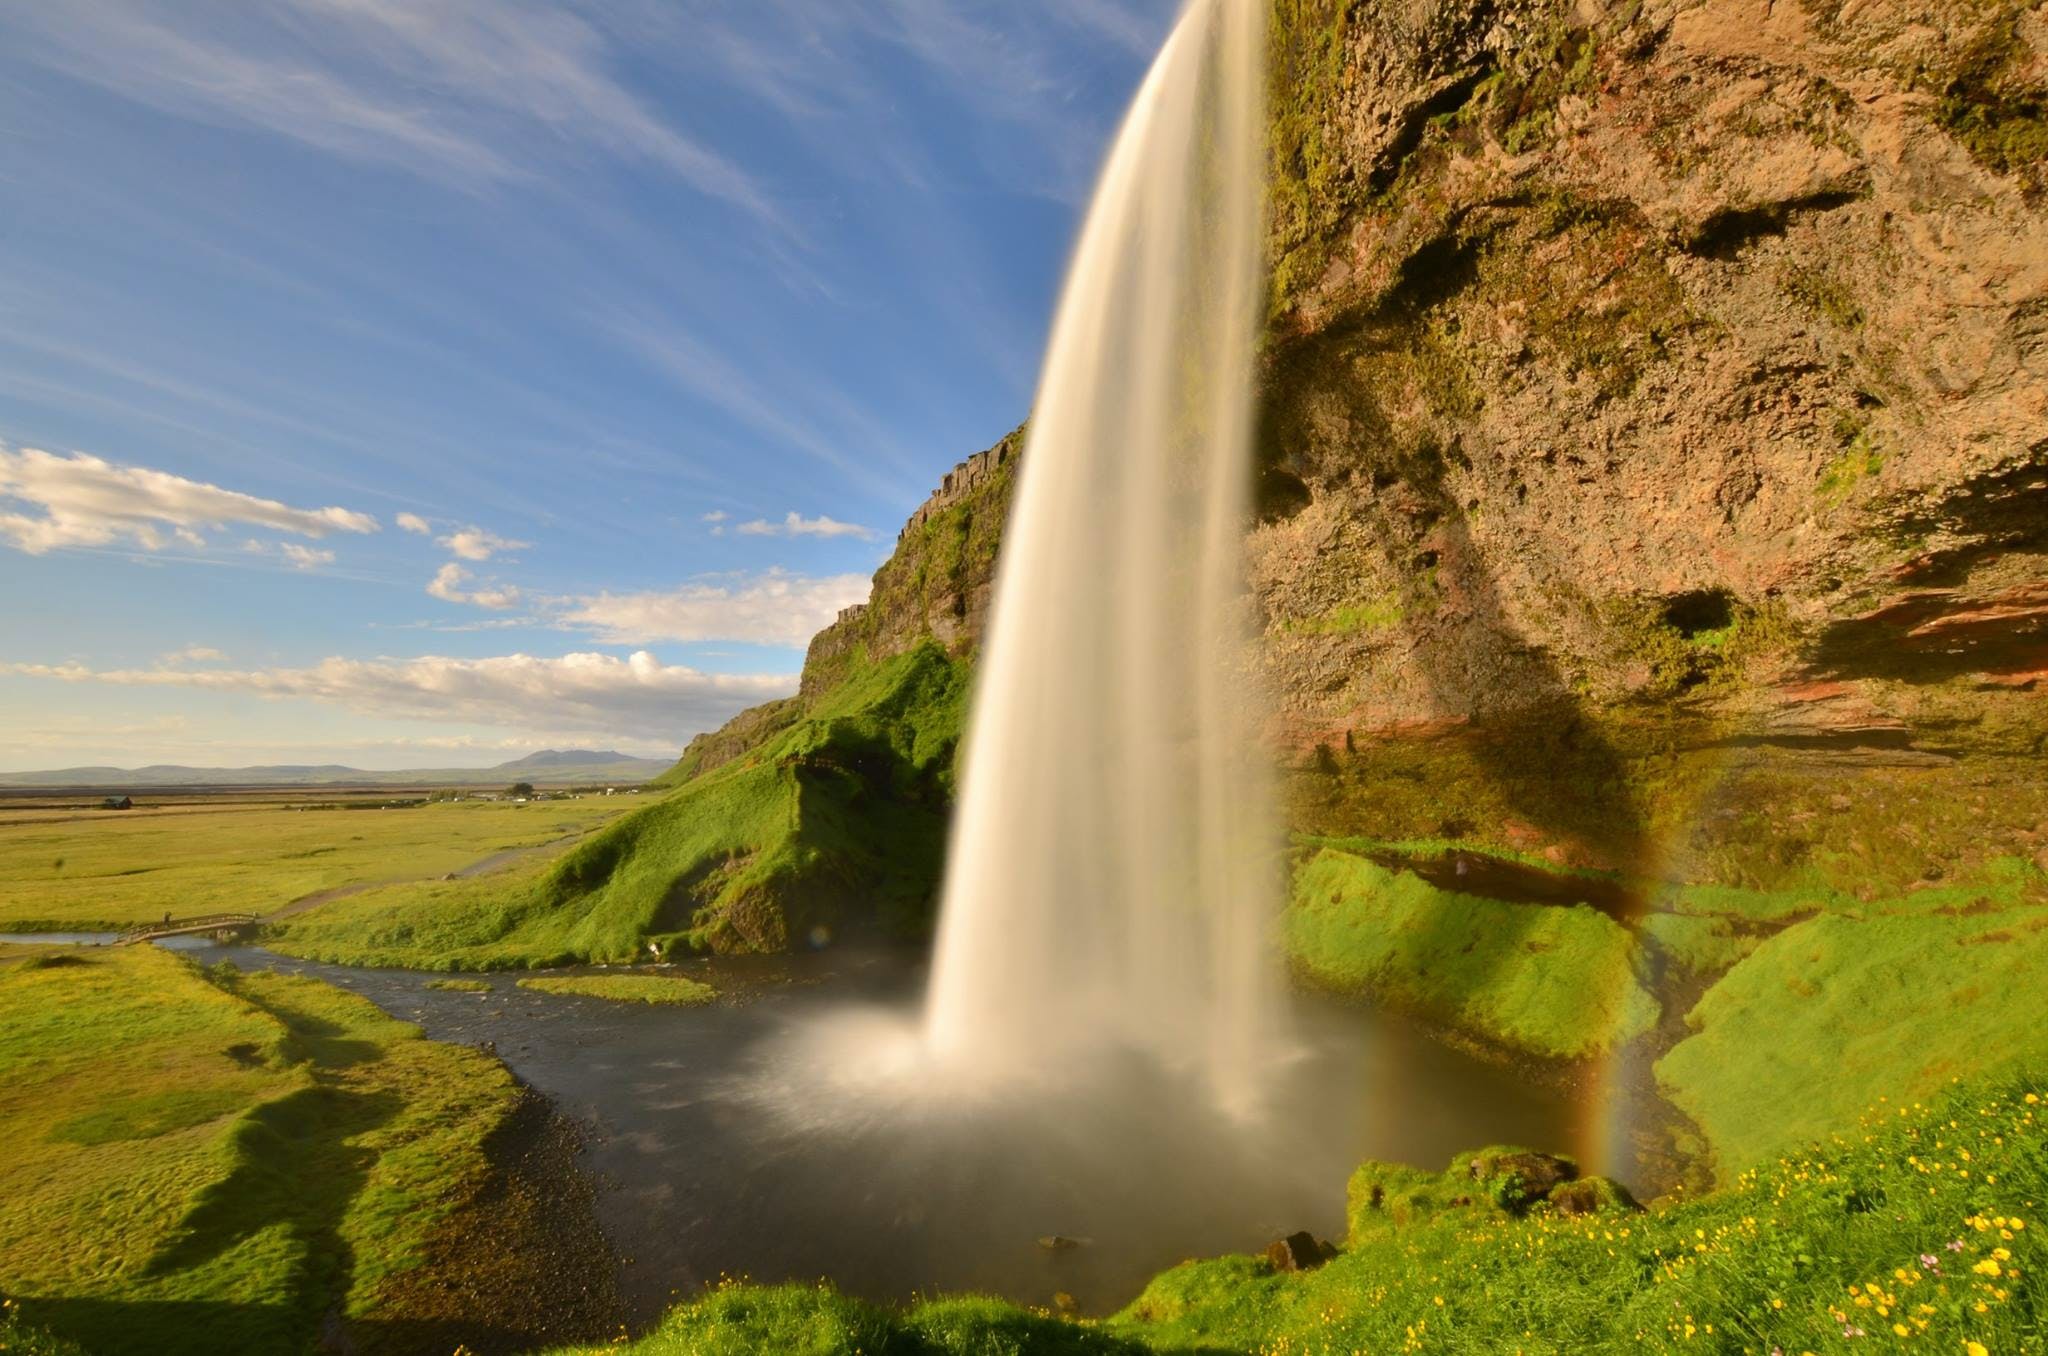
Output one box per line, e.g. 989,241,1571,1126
924,0,1280,1111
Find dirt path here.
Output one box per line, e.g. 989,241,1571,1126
262,833,586,923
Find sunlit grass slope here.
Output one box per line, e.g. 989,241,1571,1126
268,643,970,969
553,1072,2047,1356
1285,844,1658,1060
0,797,627,931
0,944,521,1355
1658,856,2048,1174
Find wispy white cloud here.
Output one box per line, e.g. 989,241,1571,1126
560,569,870,646
2,651,796,742
280,543,336,570
639,0,1173,205
734,511,875,541
427,562,523,610
602,314,918,502
0,444,377,556
395,511,432,534
6,0,784,227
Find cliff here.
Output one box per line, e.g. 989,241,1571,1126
653,428,1019,787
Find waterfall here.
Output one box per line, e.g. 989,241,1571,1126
923,0,1280,1113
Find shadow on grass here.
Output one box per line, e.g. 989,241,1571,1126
134,1086,400,1351
12,1296,540,1356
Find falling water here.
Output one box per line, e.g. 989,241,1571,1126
924,0,1280,1112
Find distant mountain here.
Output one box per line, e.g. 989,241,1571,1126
495,749,643,769
0,750,673,789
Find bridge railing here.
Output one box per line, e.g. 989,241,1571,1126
117,913,262,944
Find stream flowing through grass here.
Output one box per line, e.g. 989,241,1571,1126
15,936,1576,1326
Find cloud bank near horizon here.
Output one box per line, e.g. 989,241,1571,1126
2,651,796,744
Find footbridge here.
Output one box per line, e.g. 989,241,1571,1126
117,913,261,945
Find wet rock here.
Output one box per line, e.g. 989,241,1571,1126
1457,1147,1579,1213
1549,1176,1642,1217
1052,1292,1078,1314
1264,1230,1337,1272
1036,1235,1080,1252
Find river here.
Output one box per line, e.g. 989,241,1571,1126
4,934,1578,1323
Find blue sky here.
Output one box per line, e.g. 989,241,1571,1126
0,0,1176,769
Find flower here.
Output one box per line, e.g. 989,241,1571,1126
1921,1254,1942,1271
1947,1239,1967,1252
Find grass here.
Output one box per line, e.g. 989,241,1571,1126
1657,857,2048,1175
424,977,492,993
550,1071,2047,1355
1284,845,1658,1060
0,944,523,1355
268,643,970,970
1819,416,1886,502
0,1300,90,1356
1281,596,1405,635
0,797,627,931
516,974,715,1006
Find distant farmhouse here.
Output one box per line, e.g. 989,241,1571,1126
100,796,133,811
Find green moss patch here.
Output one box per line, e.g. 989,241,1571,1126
1658,860,2048,1174
1930,6,2048,184
1284,845,1658,1060
1281,595,1406,634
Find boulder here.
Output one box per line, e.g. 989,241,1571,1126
1456,1147,1580,1213
1548,1176,1642,1217
1264,1231,1337,1273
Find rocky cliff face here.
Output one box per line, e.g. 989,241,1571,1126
1257,0,2045,729
1250,0,2048,892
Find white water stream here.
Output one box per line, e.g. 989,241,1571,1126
923,0,1281,1113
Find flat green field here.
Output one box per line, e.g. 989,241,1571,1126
0,945,522,1354
0,797,629,931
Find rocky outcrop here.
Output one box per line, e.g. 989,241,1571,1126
658,427,1020,782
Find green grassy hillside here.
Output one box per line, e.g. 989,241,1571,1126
267,643,970,969
1285,844,1658,1060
